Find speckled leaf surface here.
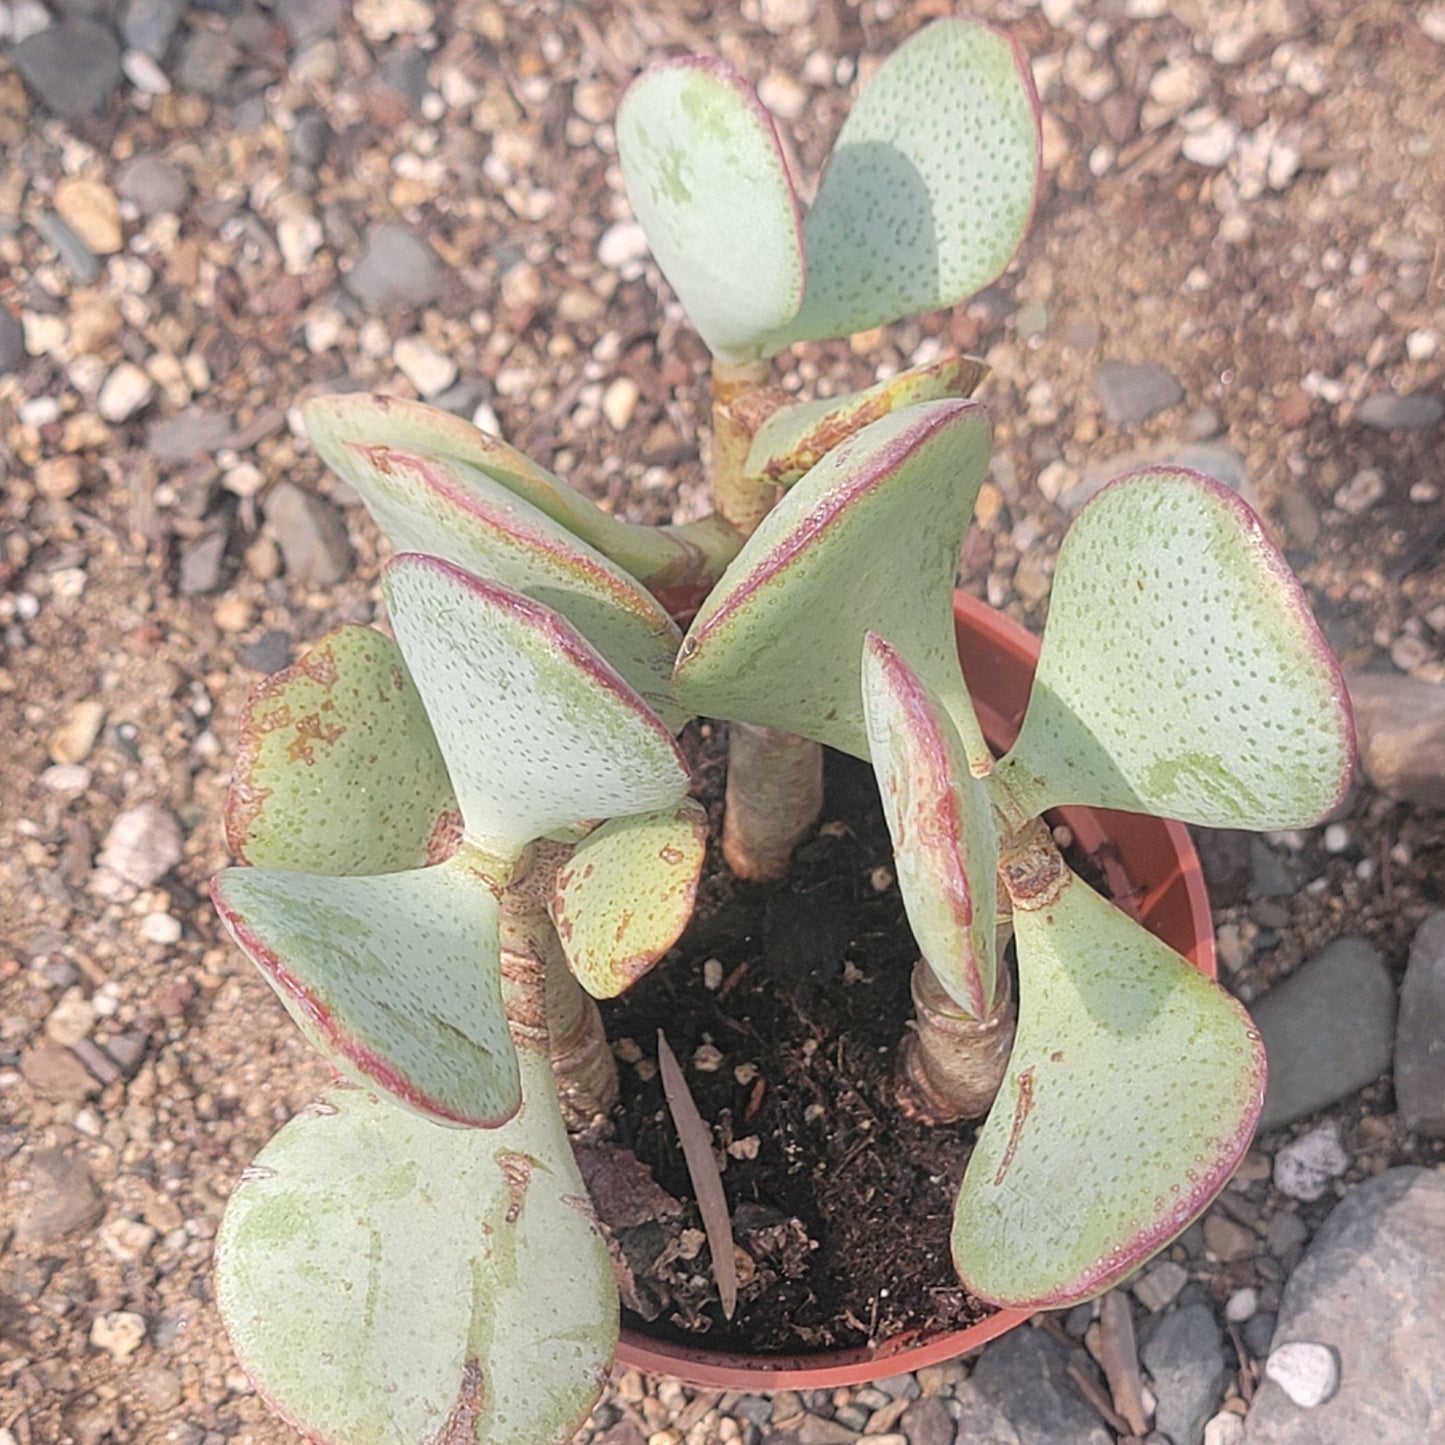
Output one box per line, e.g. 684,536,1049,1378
215,1064,616,1445
224,626,457,877
303,393,737,593
674,400,991,759
862,635,998,1018
297,442,687,732
211,852,517,1127
952,868,1266,1309
617,57,803,362
994,469,1356,829
551,800,708,999
745,357,988,489
384,557,691,857
767,19,1039,351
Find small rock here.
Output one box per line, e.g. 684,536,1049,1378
898,1396,953,1445
55,177,124,255
1204,1213,1256,1261
276,0,344,44
13,1147,106,1245
35,455,85,499
602,376,640,431
100,1217,157,1263
1242,1312,1277,1359
1397,911,1445,1136
33,213,100,284
1347,672,1445,808
116,155,191,216
0,306,25,375
98,804,184,888
21,1043,100,1101
138,1366,184,1412
598,220,649,270
12,17,122,119
1182,117,1239,168
121,0,185,55
795,1415,856,1445
1095,360,1184,425
1264,1342,1339,1408
122,48,173,95
1334,468,1386,515
1135,1259,1190,1312
1142,1302,1227,1445
354,0,432,41
238,628,294,673
1355,392,1444,432
1244,1169,1445,1443
393,335,457,398
178,529,229,596
175,27,236,95
1251,937,1395,1130
147,410,235,461
45,987,96,1047
91,1310,147,1361
1273,1122,1350,1202
277,213,324,274
139,911,183,945
48,699,106,765
265,482,353,585
966,1326,1112,1443
345,223,445,309
1204,1413,1245,1445
759,0,814,32
98,362,156,423
1226,1287,1259,1324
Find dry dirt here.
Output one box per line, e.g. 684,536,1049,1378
2,1,1444,1442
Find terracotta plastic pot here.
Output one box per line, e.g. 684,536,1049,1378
616,592,1217,1389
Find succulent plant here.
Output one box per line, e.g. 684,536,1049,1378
208,15,1357,1445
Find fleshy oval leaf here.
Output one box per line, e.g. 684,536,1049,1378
211,852,517,1127
215,1068,616,1445
674,400,992,760
767,19,1040,351
224,626,457,876
299,439,686,732
303,393,740,597
551,799,708,999
384,556,691,857
617,57,804,362
995,469,1356,829
952,867,1266,1309
862,634,998,1018
745,355,988,490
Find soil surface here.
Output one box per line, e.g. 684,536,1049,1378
3,1,1445,1443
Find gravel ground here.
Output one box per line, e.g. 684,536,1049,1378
2,1,1444,1443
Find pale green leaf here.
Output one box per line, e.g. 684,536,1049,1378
211,852,517,1127
303,393,741,598
767,19,1039,350
952,867,1266,1309
994,469,1356,829
298,428,686,731
745,356,988,489
674,400,991,759
215,1064,616,1445
224,626,457,876
552,800,708,998
384,557,691,857
862,633,998,1018
617,57,803,362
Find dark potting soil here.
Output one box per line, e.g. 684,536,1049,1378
590,728,997,1356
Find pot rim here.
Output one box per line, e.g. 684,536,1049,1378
615,591,1216,1389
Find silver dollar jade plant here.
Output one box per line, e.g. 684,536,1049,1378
209,18,1357,1445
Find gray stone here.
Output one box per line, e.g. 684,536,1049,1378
967,1326,1112,1444
275,0,344,43
344,222,445,310
1095,360,1184,425
0,304,24,375
1273,1122,1349,1202
1142,1302,1227,1445
379,46,429,108
1134,1259,1189,1312
147,410,235,461
13,1147,106,1245
1250,938,1395,1131
899,1396,953,1445
1264,1211,1308,1262
265,481,353,585
291,109,332,169
1398,911,1445,1135
1348,672,1445,809
1242,1311,1277,1359
237,628,294,674
175,27,236,96
120,0,183,56
11,16,122,118
116,155,191,217
32,212,101,284
795,1415,856,1445
1355,392,1444,431
177,529,228,596
1167,441,1250,496
1243,1169,1445,1443
1249,839,1296,898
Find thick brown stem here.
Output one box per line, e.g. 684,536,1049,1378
710,357,782,536
500,843,618,1128
721,722,825,882
895,958,1016,1124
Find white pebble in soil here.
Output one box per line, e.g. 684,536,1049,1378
1273,1121,1350,1202
1265,1340,1340,1407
